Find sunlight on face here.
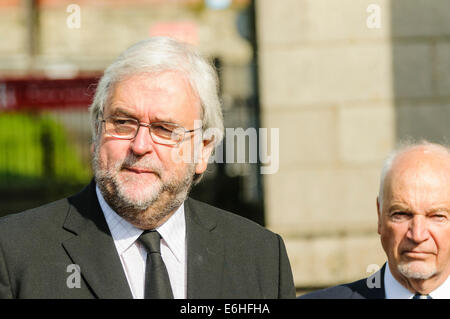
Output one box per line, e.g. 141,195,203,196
378,147,450,284
93,71,205,229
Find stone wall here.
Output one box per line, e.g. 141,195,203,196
0,2,29,75
256,0,450,293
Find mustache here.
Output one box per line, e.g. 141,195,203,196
119,154,163,177
92,145,164,178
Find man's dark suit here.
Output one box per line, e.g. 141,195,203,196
0,181,295,299
299,265,386,299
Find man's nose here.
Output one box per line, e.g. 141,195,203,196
130,126,154,156
406,215,429,243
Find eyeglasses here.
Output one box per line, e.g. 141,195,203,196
101,116,201,146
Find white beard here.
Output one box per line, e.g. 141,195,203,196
92,146,195,228
397,262,437,280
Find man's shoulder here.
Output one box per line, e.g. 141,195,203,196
0,182,93,234
299,277,384,299
0,198,71,235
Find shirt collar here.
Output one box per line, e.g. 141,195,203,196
96,185,186,262
384,262,450,299
155,202,186,263
384,262,414,299
429,273,450,299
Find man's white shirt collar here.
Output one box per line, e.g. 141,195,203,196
95,185,185,263
384,262,450,299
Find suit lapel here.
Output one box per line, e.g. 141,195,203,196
185,198,224,298
62,181,133,299
358,263,386,299
375,263,387,298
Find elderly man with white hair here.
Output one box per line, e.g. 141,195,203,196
0,37,295,299
301,140,450,299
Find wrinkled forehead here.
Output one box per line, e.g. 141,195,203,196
113,70,198,99
105,71,202,115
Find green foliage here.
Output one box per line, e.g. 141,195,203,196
0,112,91,187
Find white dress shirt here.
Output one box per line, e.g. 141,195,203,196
96,186,187,299
384,262,450,299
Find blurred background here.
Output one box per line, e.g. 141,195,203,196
1,0,450,296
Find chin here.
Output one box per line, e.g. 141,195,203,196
398,262,437,280
119,180,162,204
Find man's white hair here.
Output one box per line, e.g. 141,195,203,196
89,36,224,147
378,139,450,211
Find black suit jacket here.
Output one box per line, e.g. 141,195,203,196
0,181,295,299
299,264,386,299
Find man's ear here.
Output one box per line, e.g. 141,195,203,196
90,142,95,155
195,138,215,175
377,197,382,235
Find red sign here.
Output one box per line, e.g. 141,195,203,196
0,77,100,111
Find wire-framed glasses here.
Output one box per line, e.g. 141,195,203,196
101,116,200,146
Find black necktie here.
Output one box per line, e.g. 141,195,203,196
138,230,174,299
412,293,432,299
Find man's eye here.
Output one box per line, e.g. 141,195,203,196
430,214,448,223
154,124,172,132
113,118,134,125
152,124,176,137
391,212,410,221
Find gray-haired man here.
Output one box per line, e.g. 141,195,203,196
0,37,295,299
301,141,450,299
